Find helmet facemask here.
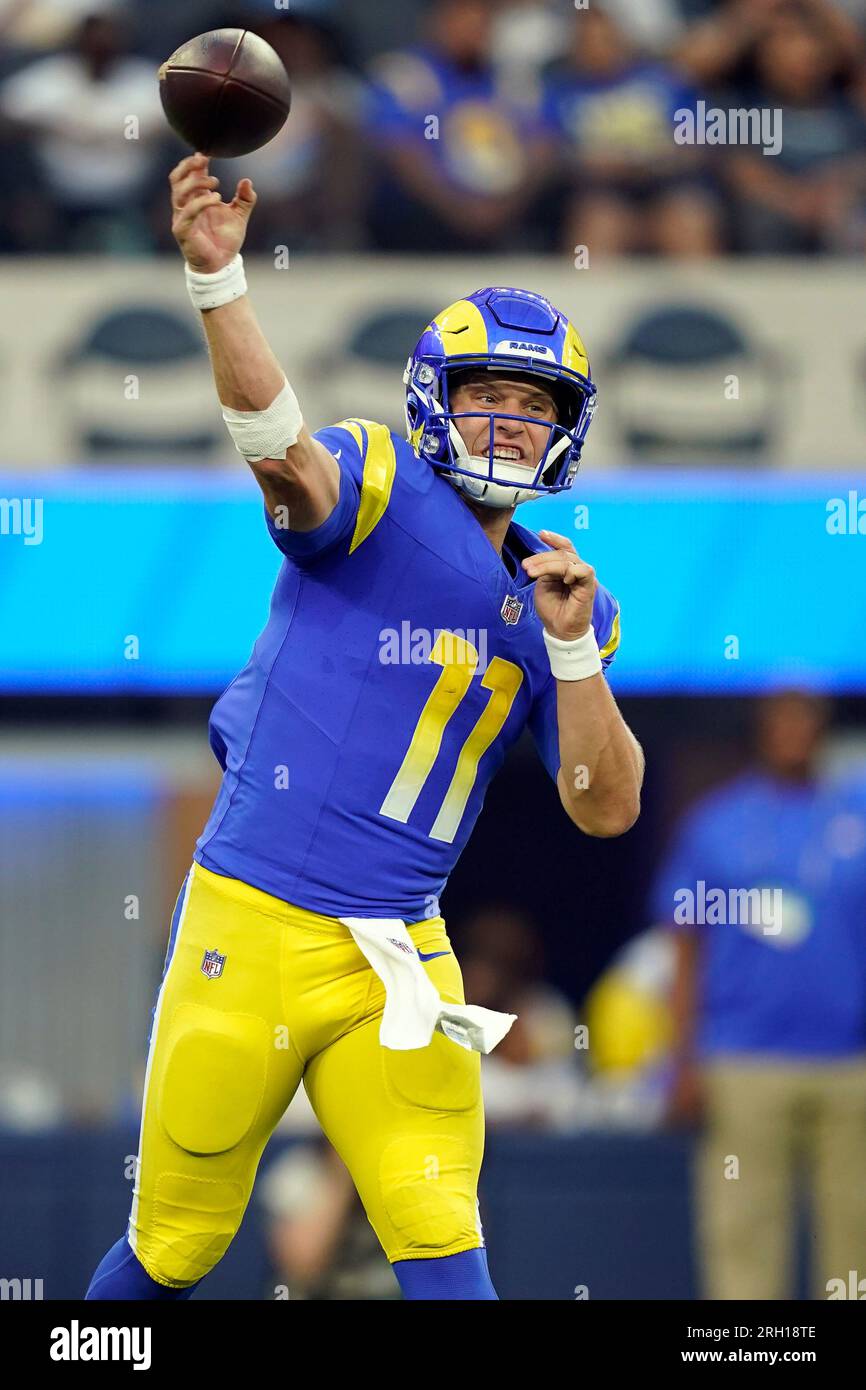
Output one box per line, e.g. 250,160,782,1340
405,354,597,510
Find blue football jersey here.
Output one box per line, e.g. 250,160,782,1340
366,47,546,197
651,771,866,1056
195,421,620,918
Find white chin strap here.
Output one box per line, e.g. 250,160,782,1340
446,421,570,510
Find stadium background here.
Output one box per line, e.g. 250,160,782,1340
1,0,865,1300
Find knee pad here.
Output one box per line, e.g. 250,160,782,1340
375,1027,484,1258
87,1235,201,1300
378,1131,483,1257
140,1171,249,1285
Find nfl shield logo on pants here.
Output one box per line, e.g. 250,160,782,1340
201,948,226,980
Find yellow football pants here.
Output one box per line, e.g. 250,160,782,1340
128,862,485,1286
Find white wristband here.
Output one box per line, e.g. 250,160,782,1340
543,626,603,681
185,253,247,311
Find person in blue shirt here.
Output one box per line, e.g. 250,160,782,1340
85,150,643,1303
364,0,554,251
541,3,721,256
653,691,866,1300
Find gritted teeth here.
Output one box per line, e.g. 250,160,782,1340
483,445,523,461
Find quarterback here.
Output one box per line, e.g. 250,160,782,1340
86,154,643,1302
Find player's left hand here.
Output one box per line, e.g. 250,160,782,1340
521,531,597,642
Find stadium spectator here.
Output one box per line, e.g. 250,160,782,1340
653,691,866,1299
457,906,584,1130
600,0,693,56
363,0,553,252
0,1063,65,1131
489,0,570,103
722,4,866,252
125,1,254,66
0,0,121,69
580,926,676,1128
673,0,866,89
259,1139,400,1300
201,4,367,255
541,3,722,257
0,9,171,252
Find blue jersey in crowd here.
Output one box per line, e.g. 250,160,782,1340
541,61,698,163
652,770,866,1057
366,47,544,196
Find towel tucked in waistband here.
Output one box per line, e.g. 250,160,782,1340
340,916,517,1054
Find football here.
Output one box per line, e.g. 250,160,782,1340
158,28,292,159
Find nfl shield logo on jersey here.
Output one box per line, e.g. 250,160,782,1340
201,948,226,980
501,595,523,626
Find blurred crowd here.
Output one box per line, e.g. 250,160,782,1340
1,0,866,256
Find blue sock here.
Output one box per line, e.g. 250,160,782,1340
393,1247,498,1300
85,1235,202,1301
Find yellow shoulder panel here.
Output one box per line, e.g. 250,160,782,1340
334,418,398,554
599,607,621,660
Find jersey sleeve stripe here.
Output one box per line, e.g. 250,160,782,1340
330,418,367,458
345,419,397,554
599,606,621,660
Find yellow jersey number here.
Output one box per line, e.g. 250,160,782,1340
379,631,523,843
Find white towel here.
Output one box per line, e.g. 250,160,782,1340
340,916,517,1054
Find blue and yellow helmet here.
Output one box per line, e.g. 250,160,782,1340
403,286,597,508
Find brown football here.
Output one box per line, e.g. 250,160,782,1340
158,28,292,158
